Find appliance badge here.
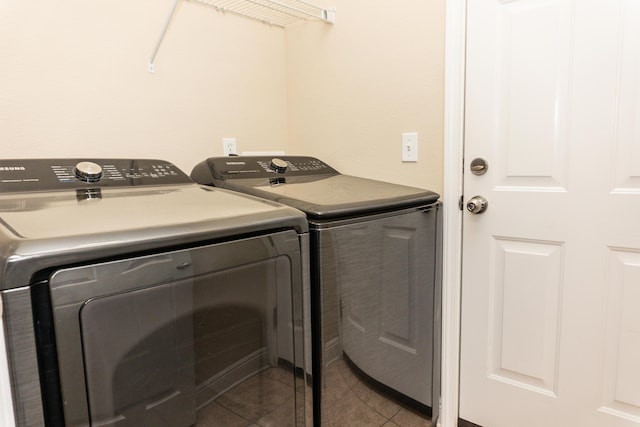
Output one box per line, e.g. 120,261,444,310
226,162,246,165
0,166,26,171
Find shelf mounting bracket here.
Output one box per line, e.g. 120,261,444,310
149,0,181,73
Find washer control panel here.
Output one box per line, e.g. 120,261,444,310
204,156,338,180
0,159,191,193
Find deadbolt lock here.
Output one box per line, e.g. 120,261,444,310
470,158,488,175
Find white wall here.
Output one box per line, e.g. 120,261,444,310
0,0,444,192
0,0,288,174
286,0,445,193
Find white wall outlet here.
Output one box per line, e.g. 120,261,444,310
222,138,237,156
402,132,418,162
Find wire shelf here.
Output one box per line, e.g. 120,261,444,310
194,0,335,27
149,0,334,73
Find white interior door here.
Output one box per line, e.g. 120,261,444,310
460,1,640,426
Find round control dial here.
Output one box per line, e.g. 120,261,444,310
74,161,103,183
270,158,288,173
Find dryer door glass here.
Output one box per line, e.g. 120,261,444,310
48,230,307,427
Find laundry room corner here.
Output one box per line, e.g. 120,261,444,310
284,0,445,193
0,0,451,425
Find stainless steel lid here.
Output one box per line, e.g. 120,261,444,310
191,156,440,219
0,159,308,289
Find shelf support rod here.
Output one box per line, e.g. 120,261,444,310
149,0,181,73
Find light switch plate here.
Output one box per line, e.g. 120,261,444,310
402,132,418,162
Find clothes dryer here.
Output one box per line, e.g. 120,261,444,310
191,156,442,426
0,158,309,427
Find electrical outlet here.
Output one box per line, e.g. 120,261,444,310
402,132,418,162
222,138,237,156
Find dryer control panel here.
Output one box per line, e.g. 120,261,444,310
0,159,192,193
193,156,339,184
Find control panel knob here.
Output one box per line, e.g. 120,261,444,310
270,158,288,173
74,161,103,183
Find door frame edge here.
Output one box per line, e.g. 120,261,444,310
441,0,467,426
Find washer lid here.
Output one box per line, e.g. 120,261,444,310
0,184,307,289
0,160,308,290
191,156,440,219
0,185,304,239
223,174,439,219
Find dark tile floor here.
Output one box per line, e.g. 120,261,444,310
196,359,432,426
197,366,301,426
321,359,432,427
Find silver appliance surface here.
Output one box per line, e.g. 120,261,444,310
0,158,309,427
190,156,439,219
190,155,442,426
0,159,307,290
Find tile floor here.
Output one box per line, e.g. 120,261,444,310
197,366,301,426
321,359,432,427
196,358,432,426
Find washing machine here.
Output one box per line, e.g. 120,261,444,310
191,155,442,426
0,158,310,427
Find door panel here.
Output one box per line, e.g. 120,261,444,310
496,0,572,188
489,237,563,397
461,0,640,426
601,248,640,420
613,0,640,192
